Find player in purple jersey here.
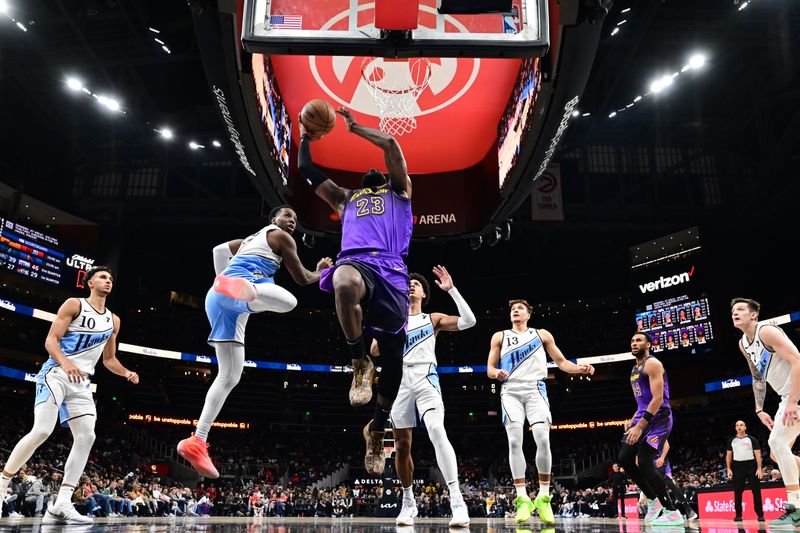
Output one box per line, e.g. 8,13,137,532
297,108,412,475
618,332,683,526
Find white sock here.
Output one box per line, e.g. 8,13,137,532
788,490,800,507
447,480,463,502
194,423,211,443
402,486,414,502
515,484,527,498
538,481,550,497
55,486,75,507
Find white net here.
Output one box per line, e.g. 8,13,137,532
360,57,432,136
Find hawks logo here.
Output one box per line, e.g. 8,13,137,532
309,5,480,118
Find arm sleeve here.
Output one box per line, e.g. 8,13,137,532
751,436,760,451
212,243,233,275
448,287,477,330
297,136,331,189
726,437,733,451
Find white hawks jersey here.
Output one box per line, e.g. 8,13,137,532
403,313,437,366
41,298,114,376
742,321,796,398
499,327,547,392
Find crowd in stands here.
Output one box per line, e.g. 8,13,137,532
1,398,789,521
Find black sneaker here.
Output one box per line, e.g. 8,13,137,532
733,515,742,521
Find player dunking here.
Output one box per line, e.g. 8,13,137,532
298,108,412,475
0,267,139,525
371,266,475,527
177,206,331,478
733,297,800,528
619,332,683,526
487,299,594,524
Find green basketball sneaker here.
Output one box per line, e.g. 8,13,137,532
769,504,800,529
514,495,533,523
533,494,555,525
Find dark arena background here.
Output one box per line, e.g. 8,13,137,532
1,0,800,531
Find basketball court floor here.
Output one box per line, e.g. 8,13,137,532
0,516,766,532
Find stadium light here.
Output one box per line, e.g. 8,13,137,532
161,45,171,54
649,75,673,94
159,128,173,140
189,141,204,150
610,27,620,36
97,95,121,112
571,110,580,117
688,53,707,70
212,140,222,147
148,27,160,33
738,1,749,10
66,77,83,92
15,21,26,31
0,1,8,15
608,111,617,118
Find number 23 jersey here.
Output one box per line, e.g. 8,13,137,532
499,328,547,392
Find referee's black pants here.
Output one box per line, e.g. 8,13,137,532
613,489,626,518
732,460,762,517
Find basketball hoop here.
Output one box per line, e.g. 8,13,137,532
360,57,432,136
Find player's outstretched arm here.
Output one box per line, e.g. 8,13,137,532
540,329,594,375
337,108,412,199
430,265,476,333
212,239,243,275
44,298,85,383
487,331,508,381
297,121,347,213
268,230,332,285
102,315,139,384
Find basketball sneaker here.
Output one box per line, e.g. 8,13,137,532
395,498,418,526
42,502,93,525
534,494,555,524
769,504,800,529
349,357,375,406
644,498,664,523
177,434,220,478
449,499,470,527
514,495,533,523
362,420,386,475
213,275,256,302
651,509,684,526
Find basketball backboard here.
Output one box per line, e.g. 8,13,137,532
242,0,549,58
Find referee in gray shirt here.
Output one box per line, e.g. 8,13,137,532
726,420,764,521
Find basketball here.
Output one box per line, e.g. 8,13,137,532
300,99,336,137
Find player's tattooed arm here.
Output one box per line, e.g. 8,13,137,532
740,341,767,412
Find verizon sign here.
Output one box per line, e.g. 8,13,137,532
698,486,786,520
639,266,696,294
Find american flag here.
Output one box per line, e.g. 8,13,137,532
269,15,303,30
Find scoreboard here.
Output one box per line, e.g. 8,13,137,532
0,218,97,290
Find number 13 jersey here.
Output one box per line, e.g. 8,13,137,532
499,328,547,392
